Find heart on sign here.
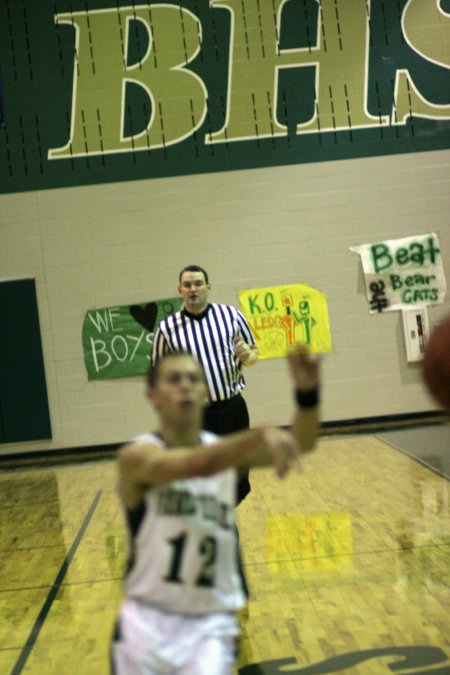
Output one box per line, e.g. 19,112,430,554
129,302,158,332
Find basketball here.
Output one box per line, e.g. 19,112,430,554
422,314,450,411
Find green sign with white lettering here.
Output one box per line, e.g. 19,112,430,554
82,297,182,380
1,1,449,194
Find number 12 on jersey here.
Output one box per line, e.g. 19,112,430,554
163,532,217,587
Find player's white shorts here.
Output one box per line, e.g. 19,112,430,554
111,599,240,675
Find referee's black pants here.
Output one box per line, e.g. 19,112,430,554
202,393,251,505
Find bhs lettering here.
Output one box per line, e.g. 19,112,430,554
48,1,450,159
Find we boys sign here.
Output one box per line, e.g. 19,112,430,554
82,297,182,379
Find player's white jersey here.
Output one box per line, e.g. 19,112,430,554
123,431,247,615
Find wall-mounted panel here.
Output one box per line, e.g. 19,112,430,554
0,279,52,443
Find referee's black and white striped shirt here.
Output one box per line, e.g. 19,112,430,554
151,303,256,402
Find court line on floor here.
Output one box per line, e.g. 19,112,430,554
10,490,103,675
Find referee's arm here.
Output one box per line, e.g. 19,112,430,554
151,325,167,365
235,310,258,366
243,345,258,366
234,336,258,366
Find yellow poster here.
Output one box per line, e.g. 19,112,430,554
239,284,332,360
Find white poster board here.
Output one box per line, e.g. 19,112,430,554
350,233,446,314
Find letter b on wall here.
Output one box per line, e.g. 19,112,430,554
48,6,207,159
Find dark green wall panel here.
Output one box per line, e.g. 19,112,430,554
0,279,52,443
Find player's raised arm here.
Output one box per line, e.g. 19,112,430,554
118,347,321,510
287,344,321,452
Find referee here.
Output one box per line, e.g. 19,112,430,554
151,264,258,505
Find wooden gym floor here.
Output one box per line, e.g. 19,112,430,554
0,428,449,675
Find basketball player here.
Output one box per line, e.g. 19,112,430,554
112,346,320,675
152,264,258,505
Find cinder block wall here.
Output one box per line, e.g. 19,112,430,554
1,149,449,455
